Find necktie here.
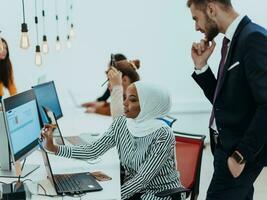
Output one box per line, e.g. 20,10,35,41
209,37,230,127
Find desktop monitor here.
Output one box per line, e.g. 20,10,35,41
0,109,10,173
32,81,63,124
0,89,40,177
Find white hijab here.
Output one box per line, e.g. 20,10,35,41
126,81,171,137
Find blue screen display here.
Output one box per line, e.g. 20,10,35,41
33,81,63,124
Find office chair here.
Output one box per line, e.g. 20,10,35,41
157,115,177,127
155,131,206,200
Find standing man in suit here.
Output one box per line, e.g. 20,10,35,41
187,0,267,199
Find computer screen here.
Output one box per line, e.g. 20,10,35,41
32,81,63,124
2,89,42,162
39,143,57,189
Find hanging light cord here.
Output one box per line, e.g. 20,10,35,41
22,0,26,23
66,0,69,25
34,0,39,45
55,0,59,36
42,0,46,35
66,0,70,39
70,0,74,27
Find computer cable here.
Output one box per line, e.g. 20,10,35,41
17,158,27,183
16,178,62,198
0,181,10,185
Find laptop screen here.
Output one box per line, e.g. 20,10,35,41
39,143,57,189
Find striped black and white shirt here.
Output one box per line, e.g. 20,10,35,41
57,116,183,200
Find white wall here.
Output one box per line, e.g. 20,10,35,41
1,0,267,113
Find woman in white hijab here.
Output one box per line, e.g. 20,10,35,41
126,81,171,137
42,81,183,200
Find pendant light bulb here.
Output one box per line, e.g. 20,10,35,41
35,45,42,66
20,23,30,49
69,23,75,38
56,36,61,51
42,35,49,54
66,35,72,49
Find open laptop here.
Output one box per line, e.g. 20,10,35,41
65,90,100,145
68,90,82,108
38,142,103,195
37,75,47,85
65,132,101,145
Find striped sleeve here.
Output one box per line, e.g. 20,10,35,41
57,120,117,159
110,85,124,119
121,128,175,200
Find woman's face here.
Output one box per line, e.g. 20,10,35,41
0,42,7,60
123,84,140,118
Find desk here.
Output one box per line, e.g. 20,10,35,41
0,106,121,200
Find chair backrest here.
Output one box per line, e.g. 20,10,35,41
174,131,205,200
157,115,177,127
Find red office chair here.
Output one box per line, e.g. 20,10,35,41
121,116,177,185
155,131,206,200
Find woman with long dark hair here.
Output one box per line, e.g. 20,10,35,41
0,38,17,101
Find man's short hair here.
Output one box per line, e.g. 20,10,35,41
187,0,232,10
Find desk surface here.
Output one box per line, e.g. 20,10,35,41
0,106,121,200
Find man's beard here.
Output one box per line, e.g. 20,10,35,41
205,16,219,41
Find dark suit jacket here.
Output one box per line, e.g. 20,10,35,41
192,16,267,164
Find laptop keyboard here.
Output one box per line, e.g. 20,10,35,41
54,174,83,193
65,133,100,145
64,136,86,145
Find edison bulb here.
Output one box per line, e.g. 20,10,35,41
42,35,49,54
20,23,30,49
35,45,42,66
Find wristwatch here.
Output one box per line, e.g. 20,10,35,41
231,151,246,164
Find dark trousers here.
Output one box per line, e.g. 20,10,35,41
120,164,125,185
206,146,263,200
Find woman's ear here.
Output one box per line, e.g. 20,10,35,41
122,76,130,84
122,76,131,92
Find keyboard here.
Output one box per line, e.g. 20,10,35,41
54,174,81,193
54,172,101,194
64,136,86,145
65,133,100,145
